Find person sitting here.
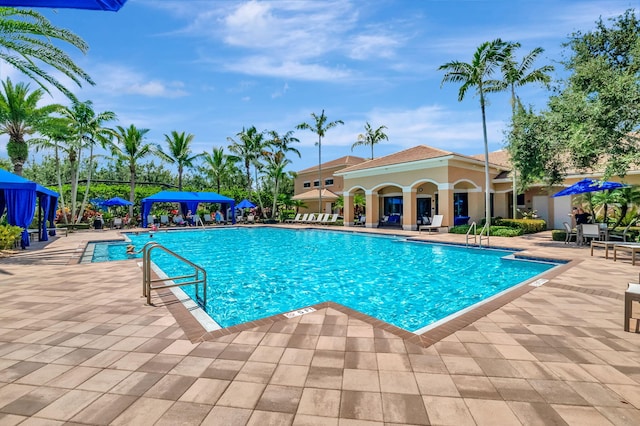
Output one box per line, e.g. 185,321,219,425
173,215,186,226
574,207,591,225
215,210,224,224
186,210,194,226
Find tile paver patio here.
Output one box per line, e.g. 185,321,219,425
0,226,639,425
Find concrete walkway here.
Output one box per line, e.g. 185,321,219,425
0,226,639,425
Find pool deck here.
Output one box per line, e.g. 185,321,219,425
0,225,639,425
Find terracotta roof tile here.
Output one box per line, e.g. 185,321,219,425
336,146,453,173
297,155,366,174
470,150,512,168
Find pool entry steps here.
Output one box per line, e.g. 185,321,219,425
142,241,207,307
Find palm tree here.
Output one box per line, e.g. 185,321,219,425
201,147,237,194
156,131,201,191
0,78,60,175
111,124,153,218
611,186,640,229
227,126,265,196
266,130,301,159
440,39,508,231
296,110,344,213
351,122,388,159
31,116,73,224
592,190,620,224
264,150,292,218
0,7,94,99
60,100,116,223
501,43,554,218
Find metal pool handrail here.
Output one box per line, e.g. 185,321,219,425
141,241,207,308
466,221,490,247
466,222,477,247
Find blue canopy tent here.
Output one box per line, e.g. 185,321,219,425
103,196,132,206
236,199,256,209
0,169,59,248
0,0,127,11
551,179,627,197
141,191,236,227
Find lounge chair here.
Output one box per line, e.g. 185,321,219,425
193,214,204,227
354,215,365,226
563,222,576,244
286,213,302,223
203,214,214,225
113,217,123,229
609,219,636,242
324,214,338,224
160,215,170,227
246,214,255,224
315,213,329,224
173,215,186,226
304,213,317,223
297,213,309,224
614,243,640,266
418,214,448,233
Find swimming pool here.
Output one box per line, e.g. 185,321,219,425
92,228,557,332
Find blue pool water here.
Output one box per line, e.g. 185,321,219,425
93,228,556,332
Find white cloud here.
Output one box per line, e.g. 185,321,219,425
348,34,401,60
271,82,289,98
224,57,352,81
84,64,189,98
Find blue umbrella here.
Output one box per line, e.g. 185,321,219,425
552,179,626,197
237,199,256,209
103,196,133,206
0,0,127,11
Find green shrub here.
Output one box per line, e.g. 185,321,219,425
551,230,568,241
449,224,523,237
490,226,524,237
0,224,22,250
497,218,546,234
450,225,471,234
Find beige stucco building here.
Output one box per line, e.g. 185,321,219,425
293,144,640,231
292,155,365,213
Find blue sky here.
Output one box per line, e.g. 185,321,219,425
1,0,636,173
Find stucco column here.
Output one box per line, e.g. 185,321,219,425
343,193,354,226
467,190,484,224
437,184,453,227
365,191,379,228
402,188,417,231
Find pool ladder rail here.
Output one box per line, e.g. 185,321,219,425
141,241,207,308
466,221,490,247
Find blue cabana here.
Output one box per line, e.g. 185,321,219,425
0,169,59,248
141,191,236,227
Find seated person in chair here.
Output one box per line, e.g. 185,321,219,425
574,207,591,225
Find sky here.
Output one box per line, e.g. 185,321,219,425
0,0,636,173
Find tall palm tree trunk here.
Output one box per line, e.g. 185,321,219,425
54,144,69,225
70,149,81,223
480,91,491,231
129,166,135,218
76,145,94,224
318,134,322,213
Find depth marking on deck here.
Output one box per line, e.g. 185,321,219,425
283,307,316,319
529,278,549,287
